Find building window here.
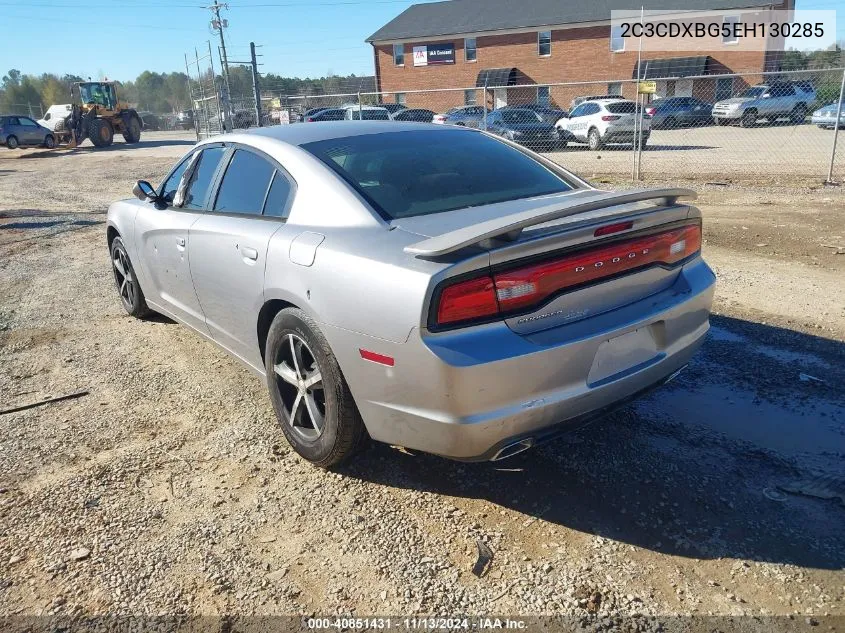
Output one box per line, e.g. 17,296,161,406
536,86,550,106
607,82,622,96
396,92,406,106
465,37,477,62
393,43,404,66
610,25,625,52
722,15,739,44
538,31,551,56
464,89,477,105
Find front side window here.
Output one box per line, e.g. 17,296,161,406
583,103,601,116
610,25,625,52
393,43,404,66
159,152,195,203
538,31,551,56
465,37,477,62
182,146,226,210
213,149,275,215
302,130,574,220
464,89,477,106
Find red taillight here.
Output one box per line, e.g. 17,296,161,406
601,115,620,121
433,224,701,327
646,107,656,116
436,276,498,325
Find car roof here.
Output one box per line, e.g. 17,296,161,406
242,120,475,147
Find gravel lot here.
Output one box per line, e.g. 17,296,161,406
1,132,844,630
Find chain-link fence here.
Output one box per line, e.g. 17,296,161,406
184,45,225,140
248,66,844,186
6,104,44,119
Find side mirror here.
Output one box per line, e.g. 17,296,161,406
133,180,158,202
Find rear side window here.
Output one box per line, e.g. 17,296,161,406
606,102,636,114
263,171,294,218
183,146,226,210
213,149,275,215
302,129,574,219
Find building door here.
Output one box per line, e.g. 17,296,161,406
494,88,507,109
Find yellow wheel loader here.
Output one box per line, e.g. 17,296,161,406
57,81,142,149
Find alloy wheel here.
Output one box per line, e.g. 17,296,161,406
112,247,137,311
273,334,326,440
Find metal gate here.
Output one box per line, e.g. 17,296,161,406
185,43,224,140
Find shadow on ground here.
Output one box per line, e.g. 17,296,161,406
341,315,845,571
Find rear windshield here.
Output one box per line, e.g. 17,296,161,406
349,109,390,120
302,130,574,219
606,102,636,114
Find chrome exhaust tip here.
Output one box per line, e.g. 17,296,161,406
491,438,535,461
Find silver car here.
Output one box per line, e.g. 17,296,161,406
107,122,715,466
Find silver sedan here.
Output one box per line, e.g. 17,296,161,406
107,122,715,467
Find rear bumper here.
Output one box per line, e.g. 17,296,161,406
604,130,650,143
328,258,715,461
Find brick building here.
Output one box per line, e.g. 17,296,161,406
366,0,793,111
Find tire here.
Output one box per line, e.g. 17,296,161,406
6,135,19,149
789,104,807,125
110,236,152,318
587,127,603,151
557,139,568,150
122,114,142,143
43,134,55,149
88,118,114,147
715,118,729,126
639,135,649,149
740,109,757,128
264,308,367,468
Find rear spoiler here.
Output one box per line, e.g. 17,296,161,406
403,187,696,259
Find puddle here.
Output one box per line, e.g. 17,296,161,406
708,325,831,368
639,382,845,474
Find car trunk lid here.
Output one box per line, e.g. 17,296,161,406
400,188,699,335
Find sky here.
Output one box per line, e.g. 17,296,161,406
1,0,842,84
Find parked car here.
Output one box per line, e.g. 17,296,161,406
302,107,328,122
377,103,407,116
137,111,163,131
37,104,72,132
232,109,257,129
109,121,714,466
811,100,845,129
393,108,436,123
712,82,815,127
433,105,487,127
556,99,651,150
0,114,56,149
645,97,713,129
500,104,568,125
343,105,391,121
176,110,194,130
570,94,620,110
485,108,560,149
306,108,346,122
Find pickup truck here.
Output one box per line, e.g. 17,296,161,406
712,82,815,127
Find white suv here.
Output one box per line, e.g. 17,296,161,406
556,99,651,150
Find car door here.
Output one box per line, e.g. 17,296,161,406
563,104,585,139
188,146,294,369
17,117,42,145
133,145,226,332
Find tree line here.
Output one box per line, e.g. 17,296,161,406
1,67,374,116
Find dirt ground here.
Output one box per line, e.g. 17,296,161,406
1,133,844,631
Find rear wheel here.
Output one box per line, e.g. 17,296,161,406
110,236,152,318
89,118,114,147
265,308,367,468
122,115,142,143
6,135,18,149
740,109,757,128
715,118,729,126
587,127,603,151
789,104,807,125
664,116,677,129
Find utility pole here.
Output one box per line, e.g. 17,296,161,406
207,1,232,131
250,42,262,127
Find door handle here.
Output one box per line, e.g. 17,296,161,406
176,237,186,250
241,246,258,261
